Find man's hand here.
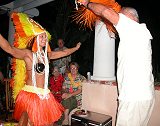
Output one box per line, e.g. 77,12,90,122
77,0,90,7
75,42,81,50
62,93,72,100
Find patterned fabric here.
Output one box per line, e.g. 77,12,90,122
52,47,71,74
62,96,77,113
49,74,64,103
63,73,86,107
14,86,64,126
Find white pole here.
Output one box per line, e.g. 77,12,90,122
92,20,116,81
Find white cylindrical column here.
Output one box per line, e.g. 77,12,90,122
92,20,115,81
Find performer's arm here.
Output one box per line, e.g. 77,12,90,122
49,42,81,59
79,0,119,25
0,34,29,59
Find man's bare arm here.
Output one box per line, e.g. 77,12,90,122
49,42,81,59
0,34,29,59
79,1,119,25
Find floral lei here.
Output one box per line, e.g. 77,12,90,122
68,73,81,88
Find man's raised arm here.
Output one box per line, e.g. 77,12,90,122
78,0,119,25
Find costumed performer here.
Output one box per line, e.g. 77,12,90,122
0,12,81,126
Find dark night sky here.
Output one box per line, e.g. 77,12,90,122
35,0,160,77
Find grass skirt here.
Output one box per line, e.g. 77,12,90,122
13,87,64,126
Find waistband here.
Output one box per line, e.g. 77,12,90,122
22,85,50,95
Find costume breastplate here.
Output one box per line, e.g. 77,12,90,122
35,63,45,73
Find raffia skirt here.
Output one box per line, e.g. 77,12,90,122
14,85,64,126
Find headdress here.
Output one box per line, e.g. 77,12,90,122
11,12,51,101
73,0,121,33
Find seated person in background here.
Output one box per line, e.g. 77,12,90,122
49,66,64,103
61,62,86,125
63,66,70,78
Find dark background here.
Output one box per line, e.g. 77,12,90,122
0,0,160,80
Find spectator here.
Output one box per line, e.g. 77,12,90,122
61,62,86,125
52,39,71,75
49,66,64,103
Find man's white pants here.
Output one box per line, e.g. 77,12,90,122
116,99,155,126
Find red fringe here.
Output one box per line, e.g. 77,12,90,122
14,90,64,126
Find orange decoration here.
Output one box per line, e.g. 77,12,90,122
32,40,38,52
72,0,121,33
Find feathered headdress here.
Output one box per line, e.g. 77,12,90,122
73,0,121,33
10,12,51,101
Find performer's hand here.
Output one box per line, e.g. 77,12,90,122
77,0,90,7
75,42,81,50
